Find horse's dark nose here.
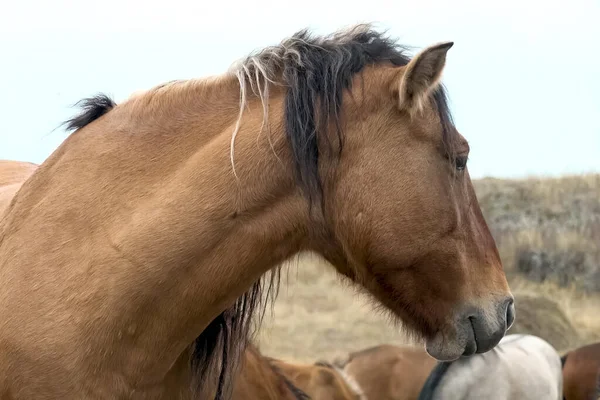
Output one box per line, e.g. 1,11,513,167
505,297,515,329
468,296,514,355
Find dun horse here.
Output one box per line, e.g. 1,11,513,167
561,341,600,400
418,334,563,400
0,25,513,398
340,344,437,400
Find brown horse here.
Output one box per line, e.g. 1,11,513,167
562,341,600,400
339,344,437,400
0,160,38,217
202,344,310,400
268,358,365,400
0,24,513,398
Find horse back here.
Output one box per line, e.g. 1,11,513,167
0,160,38,217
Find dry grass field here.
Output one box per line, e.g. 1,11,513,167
255,174,600,363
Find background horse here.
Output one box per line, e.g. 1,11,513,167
561,341,600,400
269,358,365,400
0,160,38,217
228,344,309,400
418,334,563,400
339,344,436,400
0,24,513,398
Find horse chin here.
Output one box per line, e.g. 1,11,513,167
424,321,475,362
424,297,514,361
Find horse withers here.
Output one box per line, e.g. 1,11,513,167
418,334,563,400
0,24,513,398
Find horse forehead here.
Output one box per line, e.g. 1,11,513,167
343,64,400,105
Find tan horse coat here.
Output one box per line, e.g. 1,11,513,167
0,163,307,400
229,345,309,400
270,359,365,400
0,25,512,398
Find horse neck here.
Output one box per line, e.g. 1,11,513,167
109,80,313,380
0,77,311,390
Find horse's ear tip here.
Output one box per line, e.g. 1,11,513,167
331,353,350,368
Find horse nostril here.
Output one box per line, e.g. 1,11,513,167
505,298,515,329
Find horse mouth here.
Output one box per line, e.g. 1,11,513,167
462,317,478,357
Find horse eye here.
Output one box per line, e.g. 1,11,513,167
455,156,468,171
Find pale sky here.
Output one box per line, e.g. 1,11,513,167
1,0,598,179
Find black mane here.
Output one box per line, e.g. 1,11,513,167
190,271,281,399
281,28,411,204
238,24,456,204
178,26,456,400
62,93,116,132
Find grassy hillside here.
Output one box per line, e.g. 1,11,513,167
255,174,600,362
475,174,600,292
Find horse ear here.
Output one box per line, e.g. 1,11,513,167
315,368,336,385
398,42,453,113
314,360,333,368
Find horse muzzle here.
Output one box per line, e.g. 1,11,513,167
425,296,515,361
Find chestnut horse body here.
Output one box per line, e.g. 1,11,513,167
562,341,600,400
340,344,437,400
0,25,513,398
